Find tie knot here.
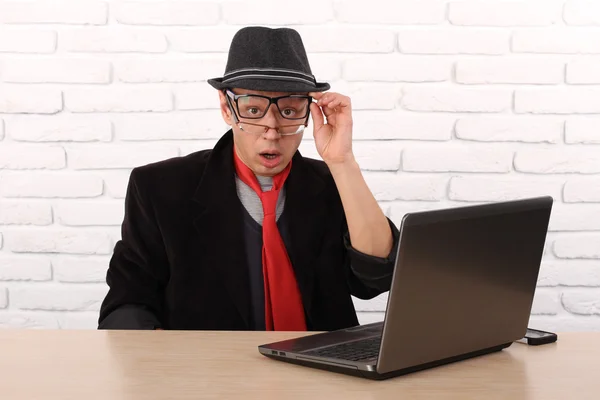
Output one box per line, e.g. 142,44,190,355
262,189,279,216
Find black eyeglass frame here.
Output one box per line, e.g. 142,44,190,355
224,89,312,125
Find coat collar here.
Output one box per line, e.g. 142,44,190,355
191,130,328,329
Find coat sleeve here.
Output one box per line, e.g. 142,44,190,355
98,168,170,330
344,217,400,299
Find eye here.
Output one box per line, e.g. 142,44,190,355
282,108,297,117
248,107,260,115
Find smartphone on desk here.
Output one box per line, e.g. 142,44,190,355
516,328,558,345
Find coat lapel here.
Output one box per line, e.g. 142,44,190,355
191,130,252,328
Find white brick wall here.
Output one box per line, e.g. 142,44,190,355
0,0,599,332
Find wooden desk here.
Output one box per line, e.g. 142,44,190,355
0,330,598,399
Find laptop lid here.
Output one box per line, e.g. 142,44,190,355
376,196,553,374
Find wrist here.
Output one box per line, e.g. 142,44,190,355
327,155,360,177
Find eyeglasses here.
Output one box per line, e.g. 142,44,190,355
225,90,312,120
224,89,311,136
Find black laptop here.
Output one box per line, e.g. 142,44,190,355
258,196,553,380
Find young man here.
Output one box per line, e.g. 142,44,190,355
98,26,400,331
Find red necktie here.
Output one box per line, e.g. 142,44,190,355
233,149,307,331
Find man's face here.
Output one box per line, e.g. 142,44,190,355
219,88,307,177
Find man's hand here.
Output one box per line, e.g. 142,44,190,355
309,91,355,166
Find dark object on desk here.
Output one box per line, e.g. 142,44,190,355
259,196,554,380
517,328,558,345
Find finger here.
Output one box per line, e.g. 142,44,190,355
309,92,326,100
310,102,325,132
322,103,336,119
327,96,350,109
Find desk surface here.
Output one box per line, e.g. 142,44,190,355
0,330,598,399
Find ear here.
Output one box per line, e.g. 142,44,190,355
218,90,233,126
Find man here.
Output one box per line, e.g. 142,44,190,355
98,26,400,331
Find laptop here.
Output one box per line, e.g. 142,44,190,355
258,196,553,380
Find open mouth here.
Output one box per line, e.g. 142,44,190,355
260,152,280,160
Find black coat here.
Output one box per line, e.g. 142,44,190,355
98,130,399,331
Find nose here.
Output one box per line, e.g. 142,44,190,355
260,107,281,140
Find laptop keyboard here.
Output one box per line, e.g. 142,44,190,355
304,336,381,362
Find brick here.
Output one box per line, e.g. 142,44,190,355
0,287,7,308
363,172,447,201
63,28,167,53
564,1,600,25
114,58,224,83
114,112,227,141
0,201,53,225
101,170,132,199
168,28,238,53
0,119,4,140
403,145,513,172
114,1,219,25
352,111,454,141
179,140,219,157
456,58,564,84
554,234,600,258
5,229,112,255
174,84,223,110
54,256,109,283
335,0,445,24
548,204,600,231
562,290,600,315
350,142,402,171
537,262,559,287
10,285,108,311
0,1,107,24
353,292,387,312
567,59,600,84
398,29,509,55
0,257,52,281
513,29,600,54
0,87,62,114
58,312,101,329
516,88,600,114
402,86,512,113
515,148,600,174
0,311,59,329
67,144,178,169
566,118,600,144
455,117,563,143
0,172,103,198
223,0,334,24
296,27,395,53
449,176,563,202
334,82,400,110
449,1,560,26
564,178,600,202
0,28,56,53
2,58,110,84
528,315,600,332
8,115,112,142
356,312,385,325
65,86,172,113
343,55,450,82
55,201,124,226
542,261,600,286
0,145,65,169
173,83,223,110
303,55,341,82
530,289,559,315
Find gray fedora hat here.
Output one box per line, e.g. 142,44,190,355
208,26,330,93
